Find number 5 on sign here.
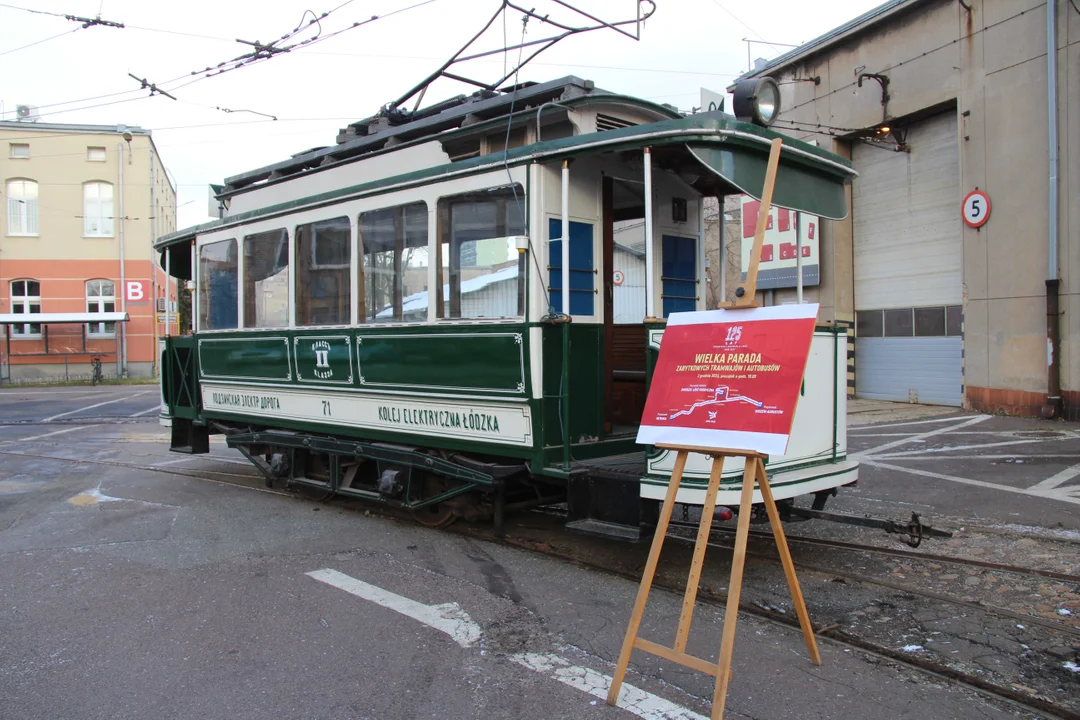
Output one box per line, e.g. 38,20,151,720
962,189,991,228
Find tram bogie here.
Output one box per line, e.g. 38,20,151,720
156,76,858,538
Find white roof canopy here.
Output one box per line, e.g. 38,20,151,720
0,312,129,324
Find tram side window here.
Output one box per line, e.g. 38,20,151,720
295,217,351,326
198,239,238,330
359,201,428,322
437,185,525,319
243,228,289,328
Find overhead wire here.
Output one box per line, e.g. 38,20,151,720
1,0,440,120
703,0,788,52
0,26,81,57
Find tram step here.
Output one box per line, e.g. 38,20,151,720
170,418,209,454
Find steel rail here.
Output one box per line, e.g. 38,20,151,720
670,520,1080,584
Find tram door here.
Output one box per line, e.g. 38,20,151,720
602,176,649,435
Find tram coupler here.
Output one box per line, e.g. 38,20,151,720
788,507,953,547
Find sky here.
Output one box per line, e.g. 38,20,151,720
0,0,883,230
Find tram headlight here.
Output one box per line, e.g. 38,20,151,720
733,77,781,127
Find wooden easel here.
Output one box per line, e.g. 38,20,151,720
605,446,820,719
607,138,820,718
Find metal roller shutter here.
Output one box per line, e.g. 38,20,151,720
853,111,963,406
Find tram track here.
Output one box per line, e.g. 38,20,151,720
685,521,1080,583
1,446,1077,719
664,520,1080,639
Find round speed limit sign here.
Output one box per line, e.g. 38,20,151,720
962,189,991,228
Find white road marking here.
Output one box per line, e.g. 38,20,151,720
41,391,152,422
852,415,991,458
130,405,162,417
509,652,706,720
849,415,971,430
870,453,1080,461
862,459,1080,506
152,457,195,467
1030,462,1080,490
306,568,481,648
874,438,1047,458
307,568,705,720
0,424,99,445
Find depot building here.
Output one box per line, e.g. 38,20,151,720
727,0,1077,419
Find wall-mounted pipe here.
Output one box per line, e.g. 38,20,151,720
117,142,127,378
1044,0,1061,418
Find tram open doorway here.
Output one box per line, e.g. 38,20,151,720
602,175,649,437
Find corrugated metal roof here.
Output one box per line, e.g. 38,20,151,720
731,0,928,84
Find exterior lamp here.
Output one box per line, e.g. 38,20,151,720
733,77,781,127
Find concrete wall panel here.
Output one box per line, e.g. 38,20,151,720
983,58,1051,300
988,295,1048,392
964,296,990,388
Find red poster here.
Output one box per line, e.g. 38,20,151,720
637,304,819,455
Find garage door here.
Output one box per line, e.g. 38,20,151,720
853,111,963,406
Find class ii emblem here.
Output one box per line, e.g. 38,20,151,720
725,325,743,344
312,340,332,379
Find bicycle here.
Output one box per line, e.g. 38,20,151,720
90,357,103,386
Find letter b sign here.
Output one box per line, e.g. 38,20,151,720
126,281,145,301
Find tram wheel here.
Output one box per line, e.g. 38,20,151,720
410,474,457,528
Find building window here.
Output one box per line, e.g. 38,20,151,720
84,182,114,237
295,217,350,326
198,239,238,330
87,146,107,162
9,143,29,159
359,201,428,322
437,185,525,319
243,228,289,328
6,179,38,236
86,279,116,336
10,279,41,336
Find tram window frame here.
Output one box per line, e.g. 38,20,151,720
242,228,289,329
436,184,526,320
295,216,351,327
358,201,429,323
198,238,239,331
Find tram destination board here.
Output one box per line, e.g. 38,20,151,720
636,304,819,455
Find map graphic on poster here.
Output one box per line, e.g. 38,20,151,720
739,195,820,290
636,304,819,455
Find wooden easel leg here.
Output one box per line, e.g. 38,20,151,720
606,450,689,707
673,454,725,653
756,457,822,665
710,456,758,719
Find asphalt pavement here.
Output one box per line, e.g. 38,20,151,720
0,386,1076,719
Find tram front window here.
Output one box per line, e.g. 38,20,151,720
437,185,525,319
295,216,351,326
243,228,289,328
198,238,238,331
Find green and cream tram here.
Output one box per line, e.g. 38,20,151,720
156,76,857,537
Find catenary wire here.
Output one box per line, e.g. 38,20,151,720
0,26,81,57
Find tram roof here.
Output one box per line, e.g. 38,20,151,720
156,91,855,278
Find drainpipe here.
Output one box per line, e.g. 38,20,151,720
1043,0,1061,419
117,141,127,378
150,148,159,375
